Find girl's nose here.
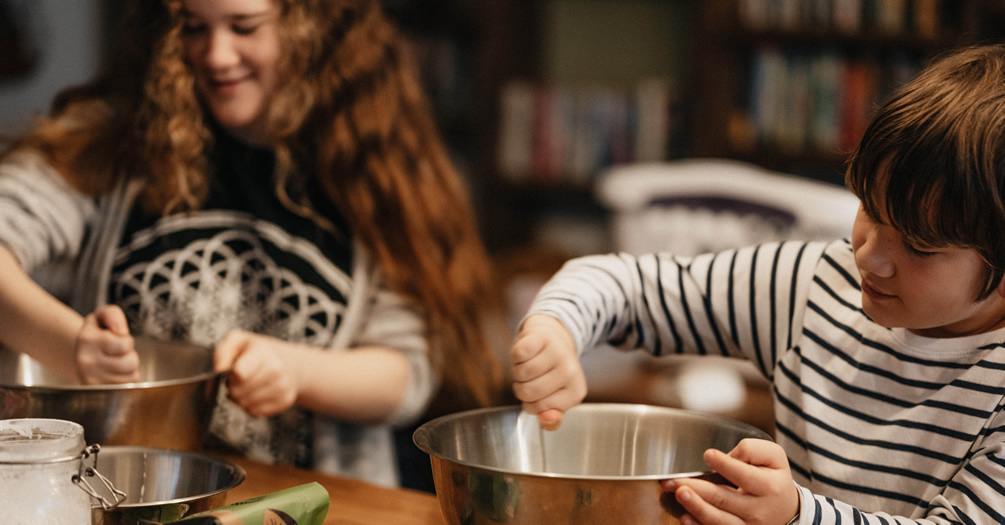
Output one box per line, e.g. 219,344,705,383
204,31,239,70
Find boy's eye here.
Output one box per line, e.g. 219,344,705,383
905,241,937,258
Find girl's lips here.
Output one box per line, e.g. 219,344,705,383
213,79,241,89
207,76,248,95
862,280,896,300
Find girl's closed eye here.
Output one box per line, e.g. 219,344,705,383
181,21,207,36
232,23,260,36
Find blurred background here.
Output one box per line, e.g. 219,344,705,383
5,0,1004,258
4,0,1004,462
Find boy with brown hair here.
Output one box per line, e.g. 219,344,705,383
511,44,1005,524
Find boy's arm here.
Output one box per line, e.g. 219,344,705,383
514,242,828,428
785,447,1004,525
663,437,1004,524
527,242,827,375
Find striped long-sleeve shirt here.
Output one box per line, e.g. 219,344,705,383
529,239,1005,524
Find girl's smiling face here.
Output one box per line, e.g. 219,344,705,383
180,0,282,145
851,202,1005,338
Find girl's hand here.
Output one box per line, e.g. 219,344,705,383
214,330,299,418
509,314,587,430
75,305,139,384
662,438,799,525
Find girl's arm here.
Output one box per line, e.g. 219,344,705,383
0,246,139,383
214,267,434,426
0,245,83,379
0,151,139,383
214,332,413,423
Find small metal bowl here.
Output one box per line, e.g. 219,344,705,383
90,446,246,525
0,338,223,450
414,403,771,524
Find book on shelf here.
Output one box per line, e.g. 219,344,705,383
497,82,536,180
740,0,948,37
496,80,676,184
808,51,841,152
913,0,938,37
745,46,919,156
838,59,879,152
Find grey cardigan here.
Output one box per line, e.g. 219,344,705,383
0,150,436,486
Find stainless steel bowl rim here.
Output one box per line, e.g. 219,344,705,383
413,403,772,481
0,370,224,391
437,462,714,481
98,446,247,508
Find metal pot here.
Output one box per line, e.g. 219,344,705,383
89,446,246,525
413,403,771,524
0,338,223,451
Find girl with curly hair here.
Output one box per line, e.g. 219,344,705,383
0,0,503,486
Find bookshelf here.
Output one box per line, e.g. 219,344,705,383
690,0,1005,184
483,0,696,254
383,0,548,254
389,0,1005,255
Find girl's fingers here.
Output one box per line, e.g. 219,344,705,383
220,337,297,418
94,305,130,336
213,330,248,372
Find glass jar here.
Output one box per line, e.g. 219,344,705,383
0,418,93,524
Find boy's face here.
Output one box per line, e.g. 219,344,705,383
851,203,1005,337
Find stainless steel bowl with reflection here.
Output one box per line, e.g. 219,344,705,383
413,403,772,524
0,338,223,450
90,446,246,525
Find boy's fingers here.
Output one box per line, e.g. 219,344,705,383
708,439,787,490
726,438,784,467
510,334,543,364
538,408,563,431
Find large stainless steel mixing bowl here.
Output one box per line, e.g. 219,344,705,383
0,338,222,450
413,403,772,524
90,446,246,525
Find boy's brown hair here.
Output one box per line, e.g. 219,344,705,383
846,44,1005,299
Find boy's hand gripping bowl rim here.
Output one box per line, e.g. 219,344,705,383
413,403,771,524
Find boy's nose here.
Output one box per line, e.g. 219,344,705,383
855,227,896,278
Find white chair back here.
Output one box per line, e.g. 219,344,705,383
596,159,860,256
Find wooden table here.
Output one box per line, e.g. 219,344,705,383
221,454,446,524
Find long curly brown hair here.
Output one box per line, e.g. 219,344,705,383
5,0,505,411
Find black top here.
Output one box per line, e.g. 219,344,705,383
109,127,354,467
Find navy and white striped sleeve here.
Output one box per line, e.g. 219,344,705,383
528,241,827,373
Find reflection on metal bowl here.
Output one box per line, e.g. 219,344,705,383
413,403,772,524
0,338,223,450
90,446,246,525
